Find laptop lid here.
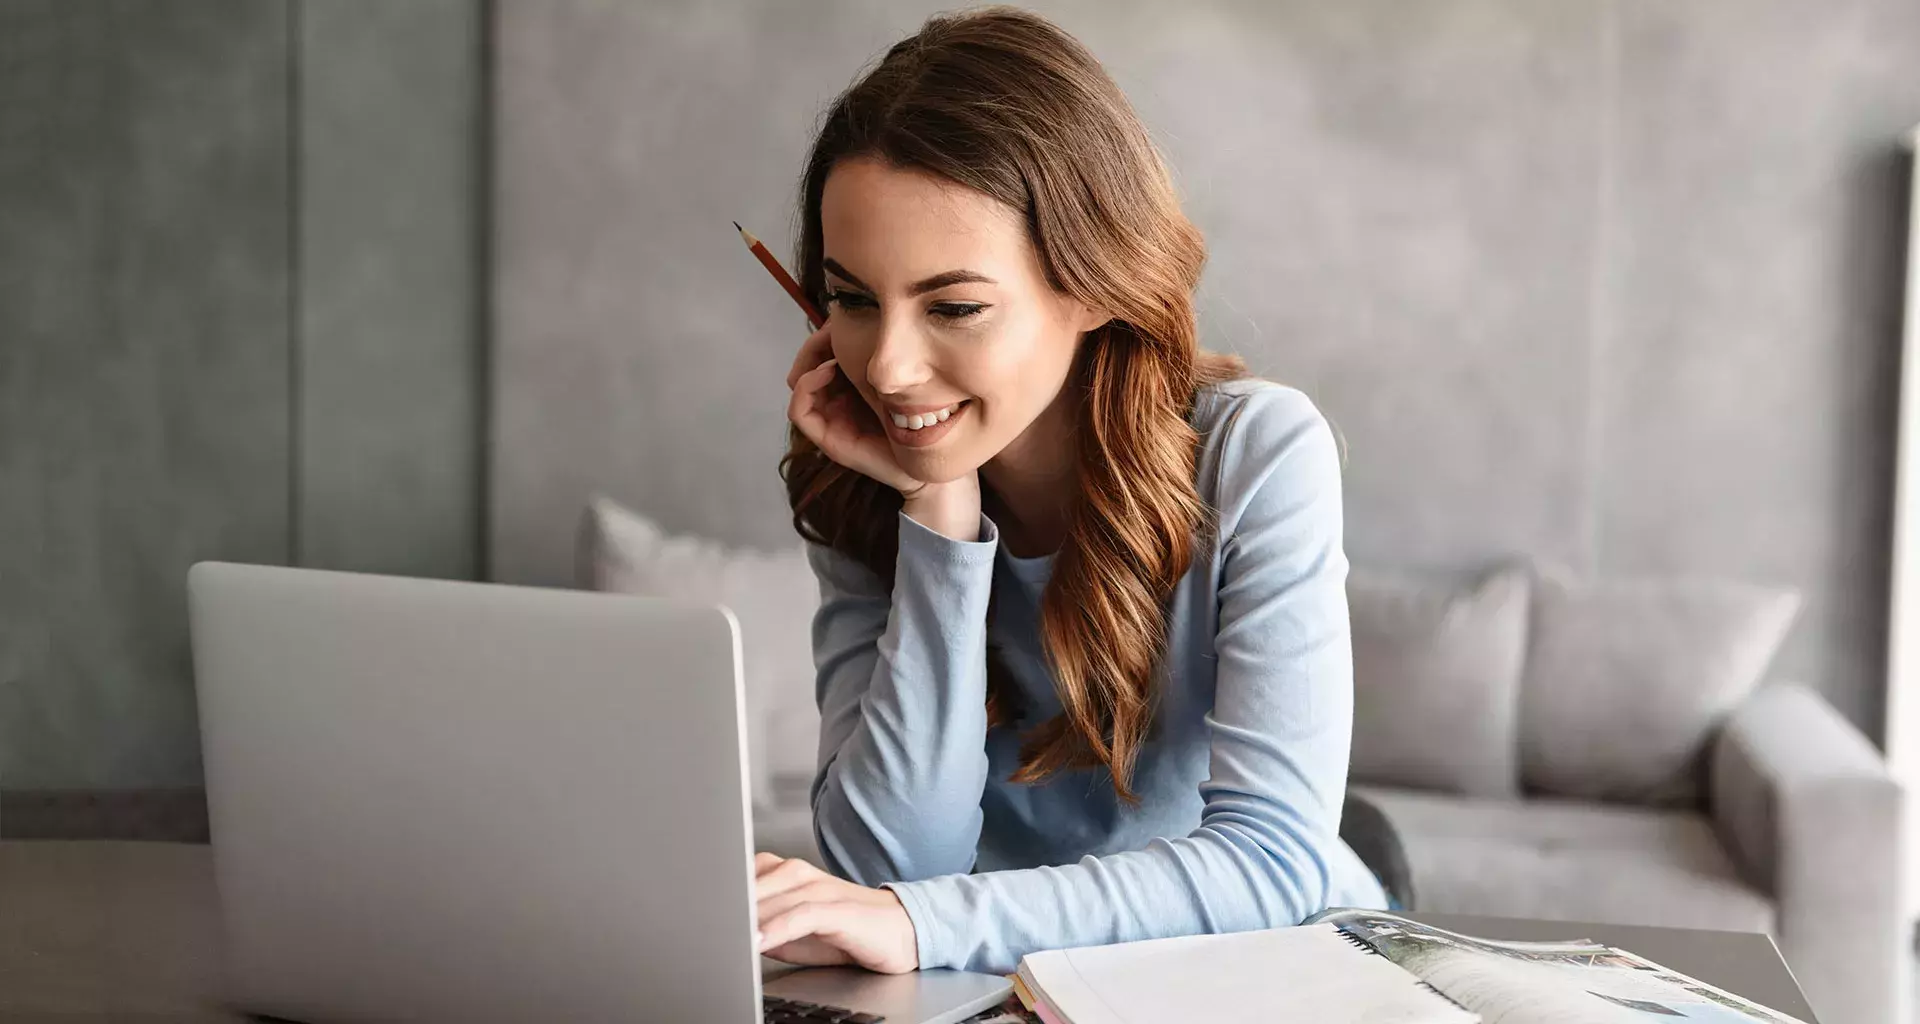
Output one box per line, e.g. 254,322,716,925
187,561,762,1023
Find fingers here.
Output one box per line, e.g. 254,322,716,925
783,352,920,497
752,883,852,960
758,900,843,955
754,858,822,902
793,357,839,398
753,882,916,973
751,859,836,950
786,323,834,390
786,358,841,449
756,879,833,930
758,900,903,969
752,856,828,935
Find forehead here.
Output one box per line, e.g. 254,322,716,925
820,158,1024,281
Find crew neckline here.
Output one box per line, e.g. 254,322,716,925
1001,544,1056,583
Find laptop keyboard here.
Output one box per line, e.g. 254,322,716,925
763,994,885,1022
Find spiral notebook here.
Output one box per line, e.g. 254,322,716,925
1012,909,1810,1024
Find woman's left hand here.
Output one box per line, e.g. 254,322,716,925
754,852,919,974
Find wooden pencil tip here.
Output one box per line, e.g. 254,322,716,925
732,220,741,232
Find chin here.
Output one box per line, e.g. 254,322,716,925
896,455,983,485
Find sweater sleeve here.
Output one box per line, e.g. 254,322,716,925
805,507,1000,884
883,389,1362,974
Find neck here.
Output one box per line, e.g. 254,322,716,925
980,386,1080,558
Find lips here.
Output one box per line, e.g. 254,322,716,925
888,401,964,430
886,398,970,448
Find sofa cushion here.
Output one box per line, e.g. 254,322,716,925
1519,569,1799,806
1346,564,1530,798
576,494,821,814
1354,784,1775,935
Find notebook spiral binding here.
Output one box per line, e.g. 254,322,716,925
1335,930,1381,956
1335,929,1476,1015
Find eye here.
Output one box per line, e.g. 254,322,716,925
932,303,987,322
824,289,989,324
824,289,874,311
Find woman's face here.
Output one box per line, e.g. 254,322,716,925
819,156,1109,484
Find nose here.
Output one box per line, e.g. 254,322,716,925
862,317,935,396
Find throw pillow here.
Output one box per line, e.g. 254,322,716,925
1520,566,1800,806
1347,563,1531,798
575,494,821,814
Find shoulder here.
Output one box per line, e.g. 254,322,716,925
1189,378,1342,511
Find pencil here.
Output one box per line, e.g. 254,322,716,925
734,221,826,329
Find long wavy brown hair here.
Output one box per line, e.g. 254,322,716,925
779,5,1251,802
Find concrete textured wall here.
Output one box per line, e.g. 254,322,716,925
0,0,292,790
491,0,1920,737
297,0,485,580
0,0,482,791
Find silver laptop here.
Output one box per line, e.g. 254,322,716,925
187,561,1011,1024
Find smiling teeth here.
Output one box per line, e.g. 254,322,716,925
892,402,963,430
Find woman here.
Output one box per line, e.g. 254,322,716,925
754,5,1391,978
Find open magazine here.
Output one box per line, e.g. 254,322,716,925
1006,909,1808,1024
1313,909,1808,1024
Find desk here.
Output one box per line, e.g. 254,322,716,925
0,842,1818,1022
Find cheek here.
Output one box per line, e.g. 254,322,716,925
972,324,1075,405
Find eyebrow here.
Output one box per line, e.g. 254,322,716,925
823,258,997,297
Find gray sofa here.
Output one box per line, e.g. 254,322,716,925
1342,562,1908,1024
1350,685,1905,1023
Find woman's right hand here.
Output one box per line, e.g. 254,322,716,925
787,324,983,541
787,323,930,498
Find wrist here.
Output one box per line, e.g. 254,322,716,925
901,478,982,543
881,884,927,972
887,889,921,972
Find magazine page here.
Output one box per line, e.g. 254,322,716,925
1309,910,1808,1024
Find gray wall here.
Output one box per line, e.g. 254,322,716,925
492,0,1920,737
297,0,486,580
0,0,483,794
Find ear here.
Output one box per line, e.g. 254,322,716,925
1070,299,1113,335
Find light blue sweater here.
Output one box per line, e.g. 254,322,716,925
804,378,1389,975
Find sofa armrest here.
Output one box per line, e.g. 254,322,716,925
1710,681,1907,1024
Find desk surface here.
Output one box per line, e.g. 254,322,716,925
0,842,1816,1022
